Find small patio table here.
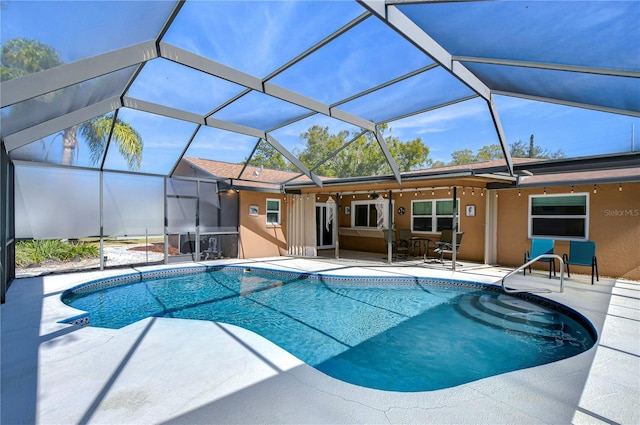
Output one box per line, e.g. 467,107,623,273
410,236,435,258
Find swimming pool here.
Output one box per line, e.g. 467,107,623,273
61,266,596,392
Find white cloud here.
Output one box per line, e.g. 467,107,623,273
390,99,488,136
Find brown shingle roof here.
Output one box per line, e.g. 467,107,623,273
184,155,639,190
184,157,535,188
184,157,312,185
404,157,540,175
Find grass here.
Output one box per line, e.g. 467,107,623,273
16,239,99,267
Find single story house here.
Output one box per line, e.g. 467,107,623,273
178,152,640,281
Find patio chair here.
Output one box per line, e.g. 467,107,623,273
563,241,599,285
202,236,221,260
424,229,450,262
384,230,409,259
433,231,464,264
523,238,556,278
398,229,416,255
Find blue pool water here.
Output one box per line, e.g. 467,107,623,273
62,267,596,392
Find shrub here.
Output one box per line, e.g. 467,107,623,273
15,239,99,267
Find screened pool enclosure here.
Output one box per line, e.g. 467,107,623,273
1,1,639,301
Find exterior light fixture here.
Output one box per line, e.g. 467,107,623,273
543,187,547,195
593,185,597,194
462,187,466,195
480,190,484,197
518,190,521,197
619,183,623,192
447,187,451,195
431,188,435,196
471,188,475,196
571,186,574,194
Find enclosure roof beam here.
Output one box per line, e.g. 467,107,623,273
374,126,402,184
0,41,157,108
359,0,513,175
159,42,376,132
4,97,122,151
493,90,640,118
488,98,514,176
123,97,205,125
453,56,640,78
359,1,491,100
265,134,323,187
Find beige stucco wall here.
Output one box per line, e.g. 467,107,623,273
238,191,287,258
331,190,487,263
497,182,640,280
236,181,639,280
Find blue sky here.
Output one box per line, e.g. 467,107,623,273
2,0,638,169
390,96,639,164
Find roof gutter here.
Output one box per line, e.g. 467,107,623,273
285,169,517,190
517,174,640,188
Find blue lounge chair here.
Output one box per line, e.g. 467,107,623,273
563,241,599,285
524,239,556,278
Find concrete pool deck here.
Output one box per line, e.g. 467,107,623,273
1,257,638,424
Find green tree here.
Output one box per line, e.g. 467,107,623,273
387,133,431,172
476,144,504,161
329,130,390,177
509,140,529,158
449,144,504,165
510,134,565,159
247,140,293,171
245,124,432,178
448,135,565,165
450,148,476,165
1,38,62,81
1,37,143,169
297,125,350,175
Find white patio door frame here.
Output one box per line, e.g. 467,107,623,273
315,202,336,249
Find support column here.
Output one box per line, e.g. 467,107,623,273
452,186,458,271
387,190,393,264
335,193,340,259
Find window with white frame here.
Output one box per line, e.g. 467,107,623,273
411,199,460,233
266,198,281,225
529,193,588,239
351,199,392,229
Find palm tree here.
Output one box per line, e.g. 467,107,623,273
2,37,143,169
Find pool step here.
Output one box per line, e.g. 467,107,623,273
456,293,575,340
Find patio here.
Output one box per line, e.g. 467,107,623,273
2,257,638,424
